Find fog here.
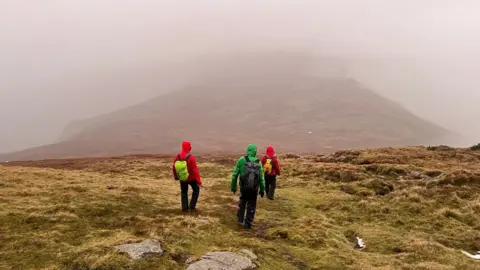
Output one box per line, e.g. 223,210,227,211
1,0,479,153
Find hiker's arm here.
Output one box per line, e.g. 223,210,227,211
231,158,241,192
190,156,202,185
258,160,266,193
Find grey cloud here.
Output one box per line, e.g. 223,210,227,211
1,0,479,152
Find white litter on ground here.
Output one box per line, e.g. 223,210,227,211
356,237,366,250
461,250,480,259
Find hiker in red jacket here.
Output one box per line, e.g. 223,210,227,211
261,146,281,200
172,141,202,212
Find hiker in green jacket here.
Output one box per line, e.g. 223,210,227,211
231,144,266,229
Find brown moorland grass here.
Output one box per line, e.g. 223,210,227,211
1,146,480,269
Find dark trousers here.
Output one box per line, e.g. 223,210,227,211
237,188,258,227
265,175,277,199
180,181,200,211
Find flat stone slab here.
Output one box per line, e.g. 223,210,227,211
187,251,256,270
115,239,164,260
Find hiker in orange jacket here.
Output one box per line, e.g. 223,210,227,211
260,146,280,200
172,141,202,212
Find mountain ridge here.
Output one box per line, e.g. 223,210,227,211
0,74,454,161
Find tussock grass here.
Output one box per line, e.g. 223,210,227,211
1,146,480,269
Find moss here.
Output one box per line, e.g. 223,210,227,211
361,179,394,195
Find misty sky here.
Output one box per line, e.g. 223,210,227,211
1,0,479,153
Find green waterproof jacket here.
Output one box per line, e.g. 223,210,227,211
231,144,266,193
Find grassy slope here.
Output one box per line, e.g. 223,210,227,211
1,147,480,269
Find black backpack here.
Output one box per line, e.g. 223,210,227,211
241,156,260,190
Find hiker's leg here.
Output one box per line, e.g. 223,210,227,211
269,175,277,199
265,175,271,196
245,190,258,228
237,189,247,223
190,181,200,210
180,182,189,211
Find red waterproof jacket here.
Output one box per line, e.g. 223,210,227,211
172,141,202,185
260,146,281,176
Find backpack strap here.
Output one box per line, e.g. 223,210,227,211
177,153,191,161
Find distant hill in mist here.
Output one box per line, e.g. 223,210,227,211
0,52,456,161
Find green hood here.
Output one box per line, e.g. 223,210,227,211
246,144,257,157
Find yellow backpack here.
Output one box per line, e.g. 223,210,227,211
263,156,273,174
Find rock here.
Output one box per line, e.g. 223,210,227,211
409,171,424,179
185,256,199,265
115,239,164,260
187,251,256,270
241,249,258,260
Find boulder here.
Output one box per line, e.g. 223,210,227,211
187,251,256,270
115,239,164,260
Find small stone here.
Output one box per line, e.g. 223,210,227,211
241,249,258,260
115,239,164,260
409,171,424,179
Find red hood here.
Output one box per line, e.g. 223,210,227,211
266,146,275,156
181,141,192,154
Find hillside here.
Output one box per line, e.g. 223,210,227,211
2,146,480,269
0,54,454,161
